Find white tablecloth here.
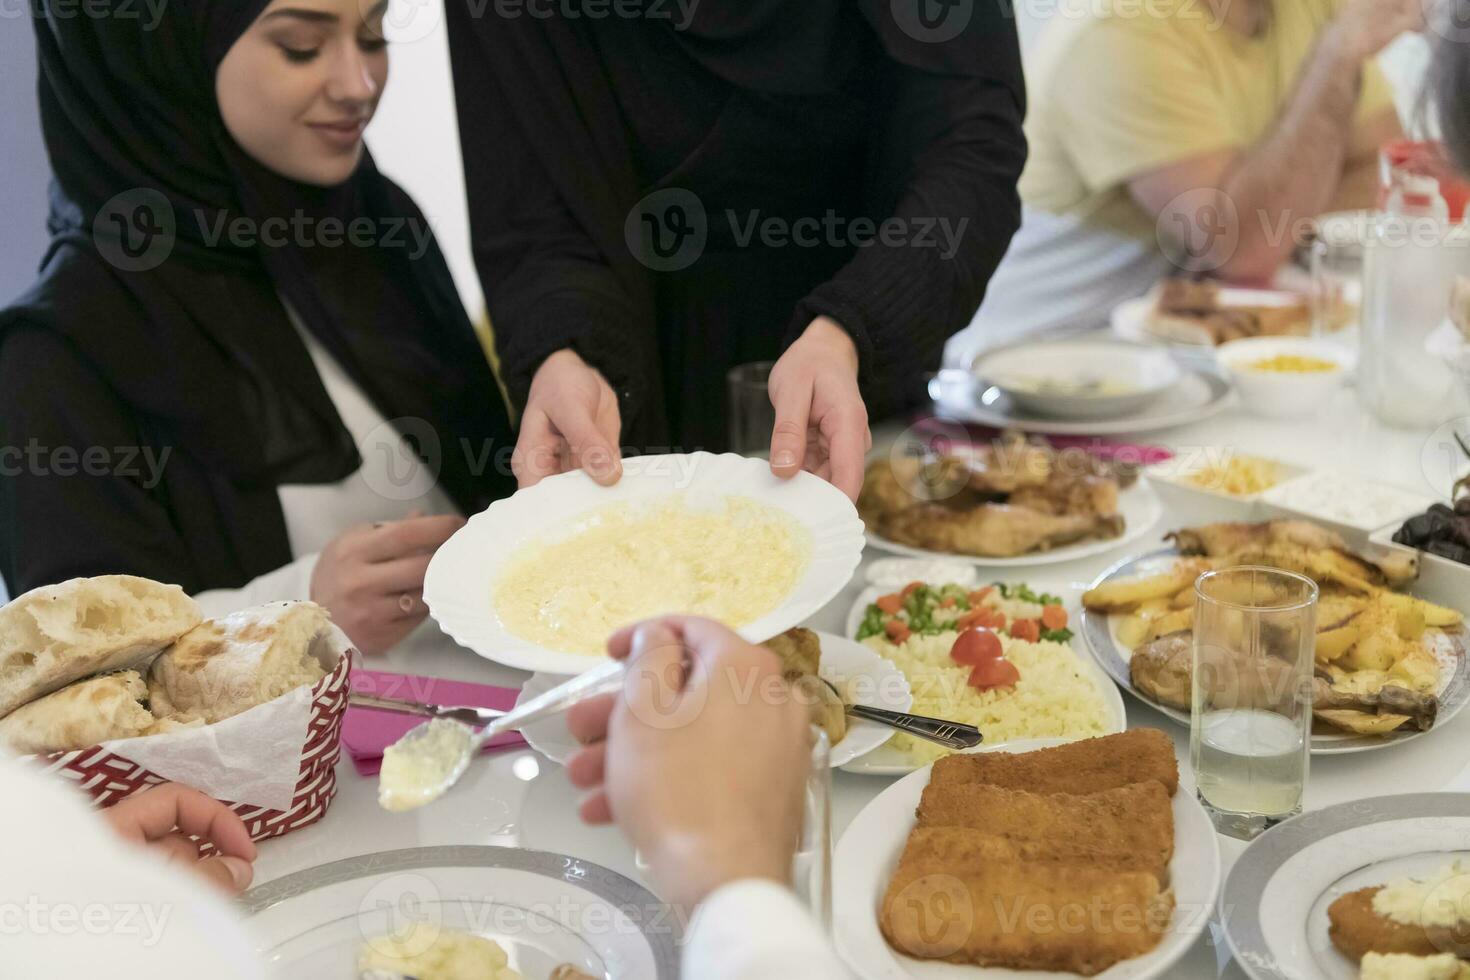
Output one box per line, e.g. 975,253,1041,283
250,385,1463,979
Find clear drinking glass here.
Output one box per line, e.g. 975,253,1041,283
792,728,833,930
1190,566,1317,841
726,362,776,457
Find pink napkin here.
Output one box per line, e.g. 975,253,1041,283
343,669,526,777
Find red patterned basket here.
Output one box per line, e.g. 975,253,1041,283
30,632,354,844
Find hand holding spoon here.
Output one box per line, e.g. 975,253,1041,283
378,658,625,811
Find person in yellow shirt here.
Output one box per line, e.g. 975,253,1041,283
949,0,1415,359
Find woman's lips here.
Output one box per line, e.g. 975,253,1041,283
307,118,367,149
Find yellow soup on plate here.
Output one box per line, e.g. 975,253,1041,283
493,495,810,655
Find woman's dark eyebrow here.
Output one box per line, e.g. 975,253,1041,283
261,7,338,25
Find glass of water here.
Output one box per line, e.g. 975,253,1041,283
792,727,832,930
726,362,777,457
1190,566,1317,840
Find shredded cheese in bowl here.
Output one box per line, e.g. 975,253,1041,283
1183,455,1282,497
493,495,810,655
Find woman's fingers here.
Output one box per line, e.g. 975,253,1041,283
512,407,565,488
360,515,464,562
824,405,869,501
768,380,811,478
359,552,433,595
553,400,622,486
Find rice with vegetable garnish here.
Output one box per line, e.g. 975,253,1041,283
857,582,1111,764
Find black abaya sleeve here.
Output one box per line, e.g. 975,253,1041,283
0,327,197,594
449,23,650,419
792,7,1027,418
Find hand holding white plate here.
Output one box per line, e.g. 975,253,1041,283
424,453,865,676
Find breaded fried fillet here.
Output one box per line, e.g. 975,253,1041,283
880,829,1173,975
899,827,1164,877
1329,887,1445,961
930,730,1179,797
763,627,821,680
916,782,1175,882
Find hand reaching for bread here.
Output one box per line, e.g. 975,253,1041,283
310,514,465,655
102,783,258,895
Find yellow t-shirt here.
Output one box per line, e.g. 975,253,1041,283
1021,0,1397,240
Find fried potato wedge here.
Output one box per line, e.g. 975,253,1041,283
1083,565,1203,612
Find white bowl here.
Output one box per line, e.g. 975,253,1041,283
972,340,1183,419
423,452,866,675
1216,336,1351,418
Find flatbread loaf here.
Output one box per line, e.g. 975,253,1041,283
0,576,202,719
0,670,155,755
148,601,331,724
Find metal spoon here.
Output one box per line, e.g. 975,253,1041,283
379,659,626,812
820,677,983,751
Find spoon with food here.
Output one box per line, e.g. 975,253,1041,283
378,659,626,812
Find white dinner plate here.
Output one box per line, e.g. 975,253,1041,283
1111,289,1311,349
1080,549,1470,755
241,845,679,979
515,631,912,769
424,452,865,676
840,583,1127,776
863,476,1164,568
928,367,1235,437
1220,794,1470,980
833,738,1222,980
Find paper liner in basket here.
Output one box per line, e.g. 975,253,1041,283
25,625,354,845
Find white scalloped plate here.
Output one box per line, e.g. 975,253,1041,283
424,453,865,675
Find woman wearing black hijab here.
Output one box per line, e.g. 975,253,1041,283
1,0,515,653
447,1,1026,499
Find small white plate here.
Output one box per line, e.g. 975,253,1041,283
1111,289,1311,349
864,477,1164,568
514,631,912,770
1221,794,1470,980
930,367,1235,437
424,452,865,676
1080,549,1470,755
840,584,1127,775
833,738,1222,980
241,845,678,978
971,340,1183,420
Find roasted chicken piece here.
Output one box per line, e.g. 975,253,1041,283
1167,520,1418,589
877,503,1124,559
1010,473,1120,519
763,628,846,746
1129,631,1438,732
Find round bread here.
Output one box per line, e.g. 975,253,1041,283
0,670,155,755
0,576,202,719
148,601,331,725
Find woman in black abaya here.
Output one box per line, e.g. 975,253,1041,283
0,0,515,653
447,0,1027,499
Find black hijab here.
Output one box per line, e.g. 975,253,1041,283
8,0,514,511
